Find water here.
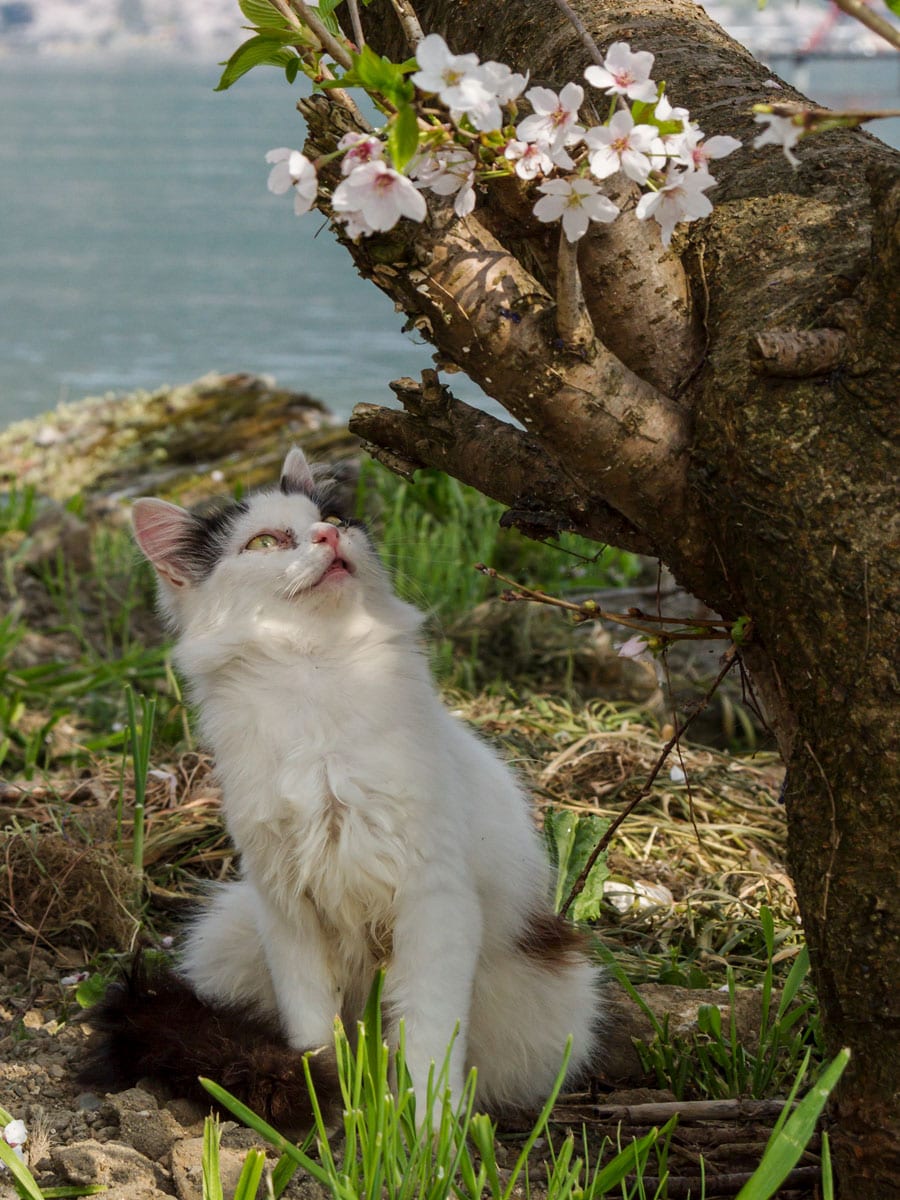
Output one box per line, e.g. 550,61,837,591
1,52,897,427
0,56,461,423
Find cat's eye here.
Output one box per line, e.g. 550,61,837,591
244,532,282,551
322,515,343,526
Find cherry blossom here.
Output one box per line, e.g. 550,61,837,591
533,177,619,242
674,127,742,172
516,83,585,151
504,138,555,180
480,60,528,106
332,159,427,236
753,112,804,168
265,147,318,215
337,132,384,175
412,33,498,128
412,146,478,217
635,166,717,247
584,42,658,104
584,110,657,183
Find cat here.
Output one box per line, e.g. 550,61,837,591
80,447,604,1126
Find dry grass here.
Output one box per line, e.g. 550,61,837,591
0,691,792,987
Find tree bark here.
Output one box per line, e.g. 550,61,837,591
301,1,900,1192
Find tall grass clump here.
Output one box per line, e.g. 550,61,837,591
193,971,845,1200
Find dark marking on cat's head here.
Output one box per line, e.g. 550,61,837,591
133,496,248,587
182,500,250,579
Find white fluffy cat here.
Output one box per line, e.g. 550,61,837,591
91,447,602,1117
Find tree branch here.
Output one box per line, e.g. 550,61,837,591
299,87,693,538
830,0,900,52
387,0,425,48
349,371,656,554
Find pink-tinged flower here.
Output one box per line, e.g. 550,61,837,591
585,110,657,183
412,146,477,217
3,1119,27,1162
753,112,803,168
618,633,650,661
635,166,717,247
265,147,318,215
675,127,742,171
332,160,427,235
504,138,555,180
585,42,658,104
337,132,384,175
533,177,619,242
516,83,584,150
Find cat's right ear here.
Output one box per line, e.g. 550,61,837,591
280,446,316,497
132,498,197,589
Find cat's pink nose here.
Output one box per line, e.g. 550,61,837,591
312,524,340,551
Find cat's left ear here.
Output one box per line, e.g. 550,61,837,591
132,498,197,589
280,446,316,497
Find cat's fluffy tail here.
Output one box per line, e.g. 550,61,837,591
78,956,339,1133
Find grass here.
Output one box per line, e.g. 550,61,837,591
0,463,832,1198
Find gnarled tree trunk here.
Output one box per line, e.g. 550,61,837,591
298,1,899,1192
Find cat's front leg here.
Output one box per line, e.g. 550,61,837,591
254,893,339,1050
384,880,482,1113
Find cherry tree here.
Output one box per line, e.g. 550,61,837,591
221,0,900,1191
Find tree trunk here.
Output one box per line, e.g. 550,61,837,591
301,1,900,1191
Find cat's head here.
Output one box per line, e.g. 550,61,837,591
132,447,416,645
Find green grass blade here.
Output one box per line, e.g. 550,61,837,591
198,1079,332,1188
735,1048,850,1200
202,1115,225,1200
232,1149,266,1200
0,1137,44,1200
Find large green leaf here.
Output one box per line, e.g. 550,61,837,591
388,103,420,171
215,36,297,91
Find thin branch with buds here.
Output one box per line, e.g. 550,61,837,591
474,564,738,642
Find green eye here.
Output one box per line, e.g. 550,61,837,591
322,515,343,526
245,533,280,551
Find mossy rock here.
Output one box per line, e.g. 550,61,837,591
0,372,358,508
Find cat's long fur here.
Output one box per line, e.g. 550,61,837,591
80,448,604,1118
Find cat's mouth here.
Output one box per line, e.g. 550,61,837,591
314,555,354,587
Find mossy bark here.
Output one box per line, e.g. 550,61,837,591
329,2,899,1192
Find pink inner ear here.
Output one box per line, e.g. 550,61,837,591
132,499,192,577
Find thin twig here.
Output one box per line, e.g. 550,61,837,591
829,0,900,51
388,0,426,48
346,0,365,48
556,1097,791,1123
293,0,354,68
550,0,605,65
560,646,740,916
475,564,735,638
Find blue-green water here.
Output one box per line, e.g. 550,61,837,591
1,53,897,426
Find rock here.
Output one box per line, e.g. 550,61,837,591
106,1088,185,1164
171,1137,268,1200
0,372,356,508
447,599,663,707
602,982,779,1085
51,1138,172,1194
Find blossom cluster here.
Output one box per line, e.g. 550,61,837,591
266,34,742,247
